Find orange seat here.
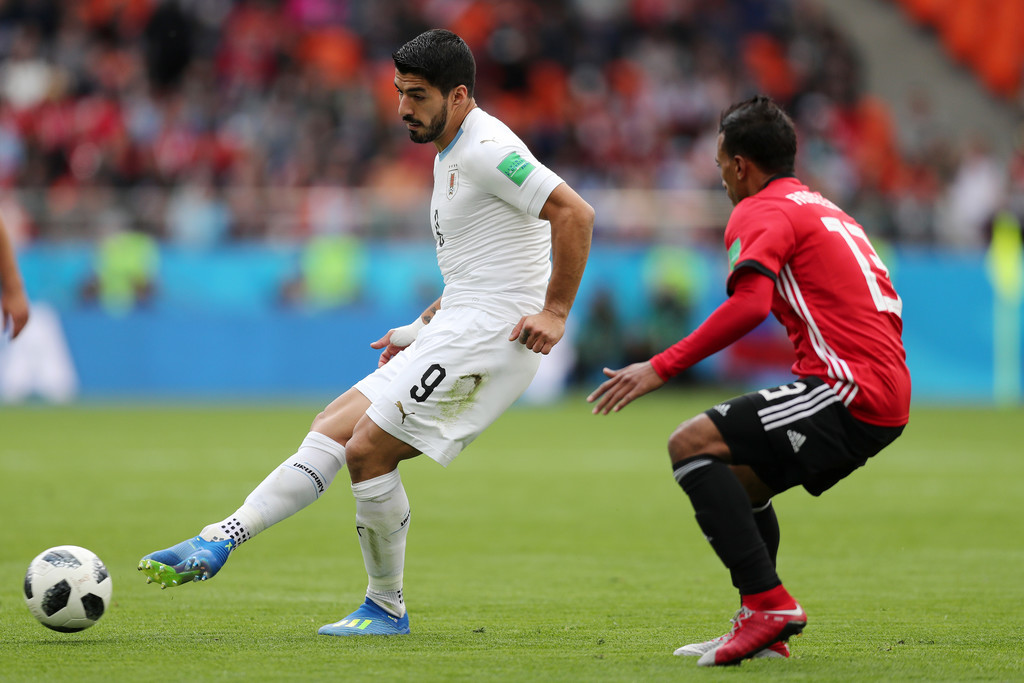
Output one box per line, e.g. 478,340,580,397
897,0,947,27
976,0,1024,97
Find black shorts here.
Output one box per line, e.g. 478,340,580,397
704,377,905,496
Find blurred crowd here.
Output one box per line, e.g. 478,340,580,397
0,0,1021,249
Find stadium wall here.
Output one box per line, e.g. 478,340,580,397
3,243,1019,406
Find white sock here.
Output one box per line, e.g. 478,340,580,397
352,469,410,618
200,432,346,547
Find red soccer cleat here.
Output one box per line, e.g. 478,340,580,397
674,610,791,659
675,632,789,658
696,604,806,666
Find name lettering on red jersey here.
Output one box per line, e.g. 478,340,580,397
785,190,840,211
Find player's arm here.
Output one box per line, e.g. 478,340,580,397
370,295,442,367
588,269,774,414
0,216,29,339
509,182,594,354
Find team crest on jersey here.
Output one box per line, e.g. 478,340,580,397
446,167,459,199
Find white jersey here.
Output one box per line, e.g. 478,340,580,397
430,107,564,322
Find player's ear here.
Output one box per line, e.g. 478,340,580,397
450,84,469,107
733,155,748,180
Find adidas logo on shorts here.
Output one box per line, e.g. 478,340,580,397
713,404,731,417
787,429,807,453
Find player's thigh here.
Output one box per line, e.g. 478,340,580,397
311,387,372,446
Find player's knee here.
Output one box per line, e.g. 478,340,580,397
344,439,399,484
310,409,358,446
667,420,700,463
667,414,729,465
344,440,371,479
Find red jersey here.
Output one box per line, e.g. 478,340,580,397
723,176,910,426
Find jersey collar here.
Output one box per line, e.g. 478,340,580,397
760,173,796,191
438,126,465,162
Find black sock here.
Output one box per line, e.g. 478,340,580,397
753,500,780,567
674,456,780,595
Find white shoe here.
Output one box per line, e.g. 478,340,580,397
673,633,727,656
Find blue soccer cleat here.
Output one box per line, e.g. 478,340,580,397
137,535,235,588
318,598,410,636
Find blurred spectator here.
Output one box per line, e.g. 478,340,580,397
143,0,196,92
896,87,951,164
940,135,1005,249
570,288,627,386
644,286,695,382
0,25,54,112
80,222,159,314
164,167,231,247
639,245,705,382
279,234,364,310
1005,137,1024,226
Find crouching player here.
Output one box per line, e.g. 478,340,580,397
588,95,910,666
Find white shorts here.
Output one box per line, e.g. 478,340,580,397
355,306,542,467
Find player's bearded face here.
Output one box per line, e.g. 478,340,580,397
395,70,451,145
404,103,448,144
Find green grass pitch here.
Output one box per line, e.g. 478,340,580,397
1,391,1021,681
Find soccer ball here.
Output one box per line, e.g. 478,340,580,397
24,545,113,632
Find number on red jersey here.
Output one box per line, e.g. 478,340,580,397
821,217,902,317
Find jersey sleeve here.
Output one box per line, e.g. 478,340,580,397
724,202,796,295
649,270,774,380
466,140,563,218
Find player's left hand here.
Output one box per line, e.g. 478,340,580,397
508,309,564,354
587,361,665,414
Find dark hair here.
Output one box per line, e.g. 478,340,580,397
393,29,476,98
718,95,797,175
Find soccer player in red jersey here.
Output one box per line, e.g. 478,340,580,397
588,95,910,667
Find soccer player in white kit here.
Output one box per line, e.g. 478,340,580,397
138,29,595,636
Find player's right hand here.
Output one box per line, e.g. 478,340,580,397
370,330,407,368
587,361,665,414
370,319,425,367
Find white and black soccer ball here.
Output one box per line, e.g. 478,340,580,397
24,545,112,632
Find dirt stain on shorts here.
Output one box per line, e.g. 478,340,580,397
439,372,486,423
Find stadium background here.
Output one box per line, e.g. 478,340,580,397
0,0,1021,405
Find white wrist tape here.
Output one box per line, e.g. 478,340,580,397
389,318,425,347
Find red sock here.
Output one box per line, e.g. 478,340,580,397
742,584,798,611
